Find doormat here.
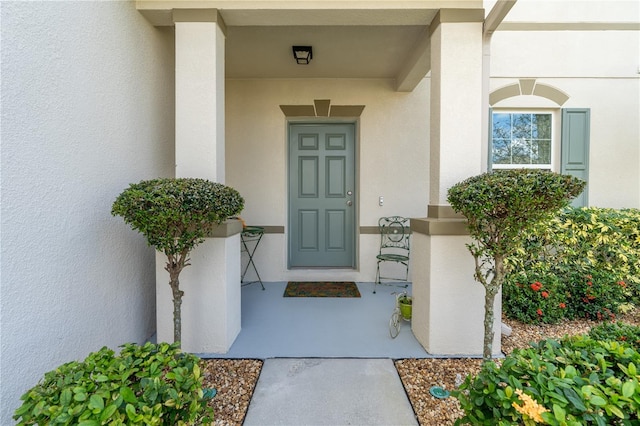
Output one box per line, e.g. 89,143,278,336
284,282,361,298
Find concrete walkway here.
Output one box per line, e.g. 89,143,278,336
243,358,418,426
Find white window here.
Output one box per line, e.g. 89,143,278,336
490,111,557,170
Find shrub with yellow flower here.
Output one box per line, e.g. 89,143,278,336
512,389,549,424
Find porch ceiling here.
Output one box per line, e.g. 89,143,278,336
137,1,485,91
224,25,428,80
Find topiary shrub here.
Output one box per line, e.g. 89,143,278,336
112,178,244,346
447,169,585,360
453,335,640,425
13,342,214,425
589,321,640,350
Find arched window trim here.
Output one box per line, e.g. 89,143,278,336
489,79,570,106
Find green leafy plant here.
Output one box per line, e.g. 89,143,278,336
398,295,412,305
112,178,244,345
564,270,627,321
453,335,640,425
447,169,585,360
504,207,639,324
508,207,640,306
589,322,640,350
503,272,567,324
13,342,214,425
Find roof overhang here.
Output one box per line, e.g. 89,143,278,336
136,1,496,91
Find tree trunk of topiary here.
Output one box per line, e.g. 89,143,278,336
169,273,184,347
483,285,499,362
166,252,188,348
476,254,505,362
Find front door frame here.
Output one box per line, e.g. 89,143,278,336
287,119,359,269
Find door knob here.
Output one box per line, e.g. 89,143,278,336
346,200,353,206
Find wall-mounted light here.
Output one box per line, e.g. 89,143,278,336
292,46,313,64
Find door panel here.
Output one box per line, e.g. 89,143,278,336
326,210,346,250
289,123,355,268
299,210,319,250
299,157,318,197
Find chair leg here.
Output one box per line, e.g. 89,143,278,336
376,261,410,292
403,263,409,288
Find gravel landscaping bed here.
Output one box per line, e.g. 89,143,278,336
397,309,640,425
200,359,263,426
200,309,639,425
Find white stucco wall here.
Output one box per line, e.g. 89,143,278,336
226,78,430,281
490,29,640,208
0,2,174,423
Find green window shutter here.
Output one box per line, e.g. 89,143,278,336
561,108,590,207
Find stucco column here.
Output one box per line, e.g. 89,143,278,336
157,11,240,354
156,221,243,354
411,10,501,357
174,10,226,182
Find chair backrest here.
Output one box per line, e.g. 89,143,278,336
378,216,411,252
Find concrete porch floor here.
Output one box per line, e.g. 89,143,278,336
197,281,431,359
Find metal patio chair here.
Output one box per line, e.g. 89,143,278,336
374,216,411,294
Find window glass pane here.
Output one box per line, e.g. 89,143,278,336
512,114,532,140
492,139,511,164
532,139,551,164
532,114,551,139
492,113,511,139
512,138,531,164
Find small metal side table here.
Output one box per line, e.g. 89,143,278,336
240,226,265,290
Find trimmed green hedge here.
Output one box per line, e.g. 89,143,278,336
14,342,214,425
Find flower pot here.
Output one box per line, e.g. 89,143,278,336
399,298,412,320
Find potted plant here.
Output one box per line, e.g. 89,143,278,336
398,294,412,320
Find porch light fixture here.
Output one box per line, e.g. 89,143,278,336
292,46,313,64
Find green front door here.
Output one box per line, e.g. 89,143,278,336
288,123,356,268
